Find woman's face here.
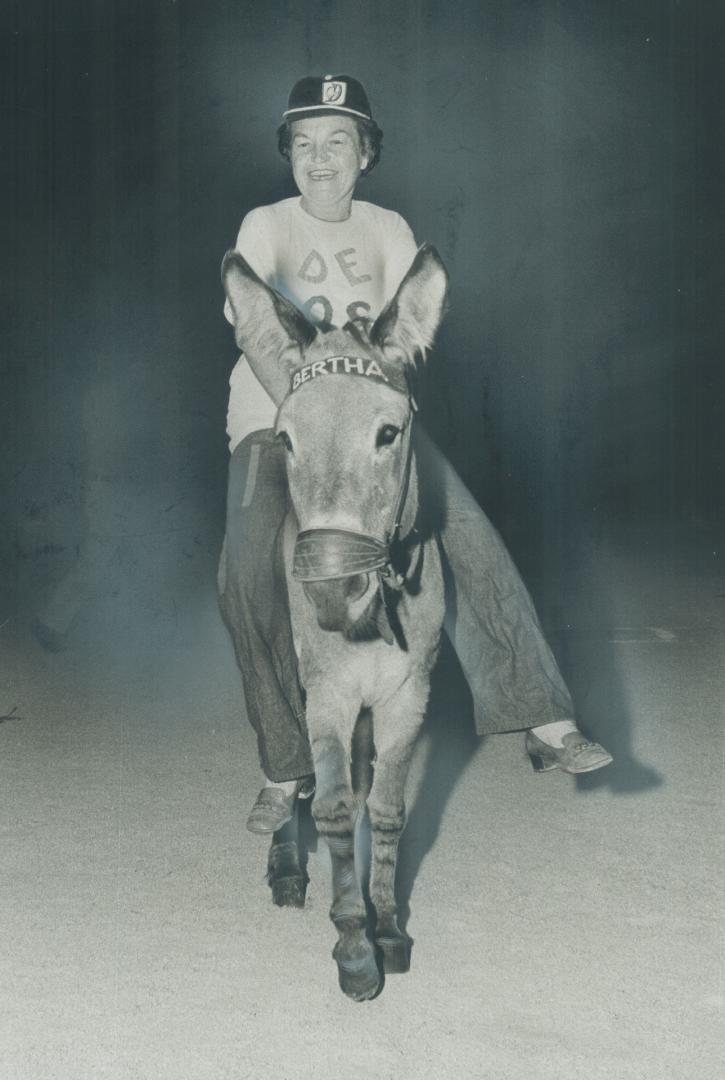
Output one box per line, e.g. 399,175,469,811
289,115,368,213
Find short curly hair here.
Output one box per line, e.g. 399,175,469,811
276,117,383,177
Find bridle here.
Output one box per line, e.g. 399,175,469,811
279,355,417,595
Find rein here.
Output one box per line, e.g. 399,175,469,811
281,355,416,593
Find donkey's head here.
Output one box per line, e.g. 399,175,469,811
223,246,448,638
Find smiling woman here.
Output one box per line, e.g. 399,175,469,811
224,78,416,447
219,73,612,841
288,116,369,221
277,73,383,179
279,115,382,181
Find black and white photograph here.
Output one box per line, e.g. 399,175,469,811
1,1,722,1077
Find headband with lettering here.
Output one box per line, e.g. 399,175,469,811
288,355,410,398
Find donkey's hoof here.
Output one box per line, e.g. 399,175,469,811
333,942,381,1001
376,933,412,974
270,874,306,908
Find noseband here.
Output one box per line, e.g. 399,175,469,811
281,355,415,592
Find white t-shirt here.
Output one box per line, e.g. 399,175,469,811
225,196,418,447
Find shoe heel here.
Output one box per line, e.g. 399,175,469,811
526,737,558,773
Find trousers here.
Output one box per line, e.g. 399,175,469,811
218,428,575,780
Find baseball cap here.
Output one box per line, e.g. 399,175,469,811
282,74,373,122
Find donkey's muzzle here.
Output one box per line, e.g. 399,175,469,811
302,575,370,631
292,528,390,583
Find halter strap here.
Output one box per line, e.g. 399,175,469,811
292,529,390,582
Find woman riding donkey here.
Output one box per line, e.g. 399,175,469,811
219,74,612,834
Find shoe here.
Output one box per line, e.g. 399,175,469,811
246,776,315,834
525,730,613,775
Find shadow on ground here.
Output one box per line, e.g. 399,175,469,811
395,638,481,933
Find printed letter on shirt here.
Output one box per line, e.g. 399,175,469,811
346,300,371,322
298,250,328,284
302,295,333,326
334,248,372,287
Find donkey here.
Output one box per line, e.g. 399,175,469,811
221,246,449,1001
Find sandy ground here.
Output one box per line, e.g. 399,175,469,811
1,497,723,1080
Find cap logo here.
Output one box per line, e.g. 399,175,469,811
321,80,346,105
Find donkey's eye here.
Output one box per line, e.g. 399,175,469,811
376,424,400,449
277,430,294,453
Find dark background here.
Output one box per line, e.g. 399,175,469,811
1,0,722,631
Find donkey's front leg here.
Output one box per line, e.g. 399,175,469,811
367,680,428,974
306,686,381,1002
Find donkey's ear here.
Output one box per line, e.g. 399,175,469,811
370,244,448,362
222,251,316,405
